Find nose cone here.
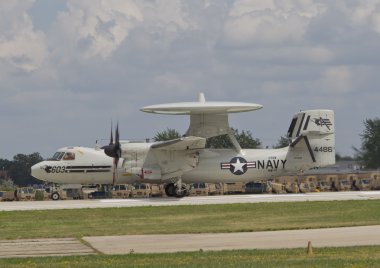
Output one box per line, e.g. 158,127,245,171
31,162,47,182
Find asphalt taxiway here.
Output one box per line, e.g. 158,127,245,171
84,225,380,254
1,191,380,211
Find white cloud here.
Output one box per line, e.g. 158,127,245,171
223,0,327,46
138,0,191,31
0,0,48,72
1,1,380,158
53,0,143,59
337,0,380,35
52,0,200,60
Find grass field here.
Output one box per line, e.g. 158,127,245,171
1,246,380,268
1,200,380,267
0,200,380,239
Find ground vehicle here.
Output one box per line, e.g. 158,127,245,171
371,172,380,190
298,182,311,193
88,191,109,199
131,183,151,198
315,174,337,191
225,182,245,194
150,184,163,197
65,188,83,199
299,181,318,193
331,179,351,191
16,187,36,201
270,182,286,194
213,183,227,195
354,178,371,191
0,191,16,201
245,182,271,194
111,184,133,198
317,181,331,191
189,183,210,196
284,182,299,193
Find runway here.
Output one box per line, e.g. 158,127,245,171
1,191,380,211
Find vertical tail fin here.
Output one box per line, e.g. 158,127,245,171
286,110,335,170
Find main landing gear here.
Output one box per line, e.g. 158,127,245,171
164,178,187,198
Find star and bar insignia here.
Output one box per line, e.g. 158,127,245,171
220,157,256,175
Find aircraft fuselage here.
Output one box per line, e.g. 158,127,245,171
31,146,301,185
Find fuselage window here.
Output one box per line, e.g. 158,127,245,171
63,152,75,161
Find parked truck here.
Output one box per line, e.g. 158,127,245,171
111,184,133,198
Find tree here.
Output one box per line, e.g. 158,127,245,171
273,136,291,149
8,152,44,186
355,118,380,169
206,129,261,149
335,153,354,161
153,128,261,149
0,158,11,179
153,128,182,141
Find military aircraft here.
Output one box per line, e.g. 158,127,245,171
31,93,335,197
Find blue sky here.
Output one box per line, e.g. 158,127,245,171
1,0,380,159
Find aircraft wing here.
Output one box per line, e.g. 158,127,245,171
151,136,206,150
149,136,206,180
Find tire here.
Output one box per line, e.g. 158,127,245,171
51,192,60,201
164,183,175,197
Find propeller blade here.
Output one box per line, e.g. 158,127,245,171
115,123,119,145
110,122,114,145
112,157,119,186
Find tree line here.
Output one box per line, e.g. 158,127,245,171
0,153,44,186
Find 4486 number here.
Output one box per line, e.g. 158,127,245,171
314,147,333,153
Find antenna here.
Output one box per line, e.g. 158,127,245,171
198,92,206,103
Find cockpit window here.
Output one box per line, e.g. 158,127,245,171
63,152,75,161
51,152,65,161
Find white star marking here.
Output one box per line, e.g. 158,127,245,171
231,158,247,174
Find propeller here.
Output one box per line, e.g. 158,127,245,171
102,122,121,185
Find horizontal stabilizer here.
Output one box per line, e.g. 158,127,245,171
287,110,334,140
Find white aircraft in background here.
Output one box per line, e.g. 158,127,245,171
31,93,335,197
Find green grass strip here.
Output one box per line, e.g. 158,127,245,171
0,200,380,240
1,246,380,268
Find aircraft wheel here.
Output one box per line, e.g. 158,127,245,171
165,183,176,197
51,192,60,201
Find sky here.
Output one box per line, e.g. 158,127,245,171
1,0,380,160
